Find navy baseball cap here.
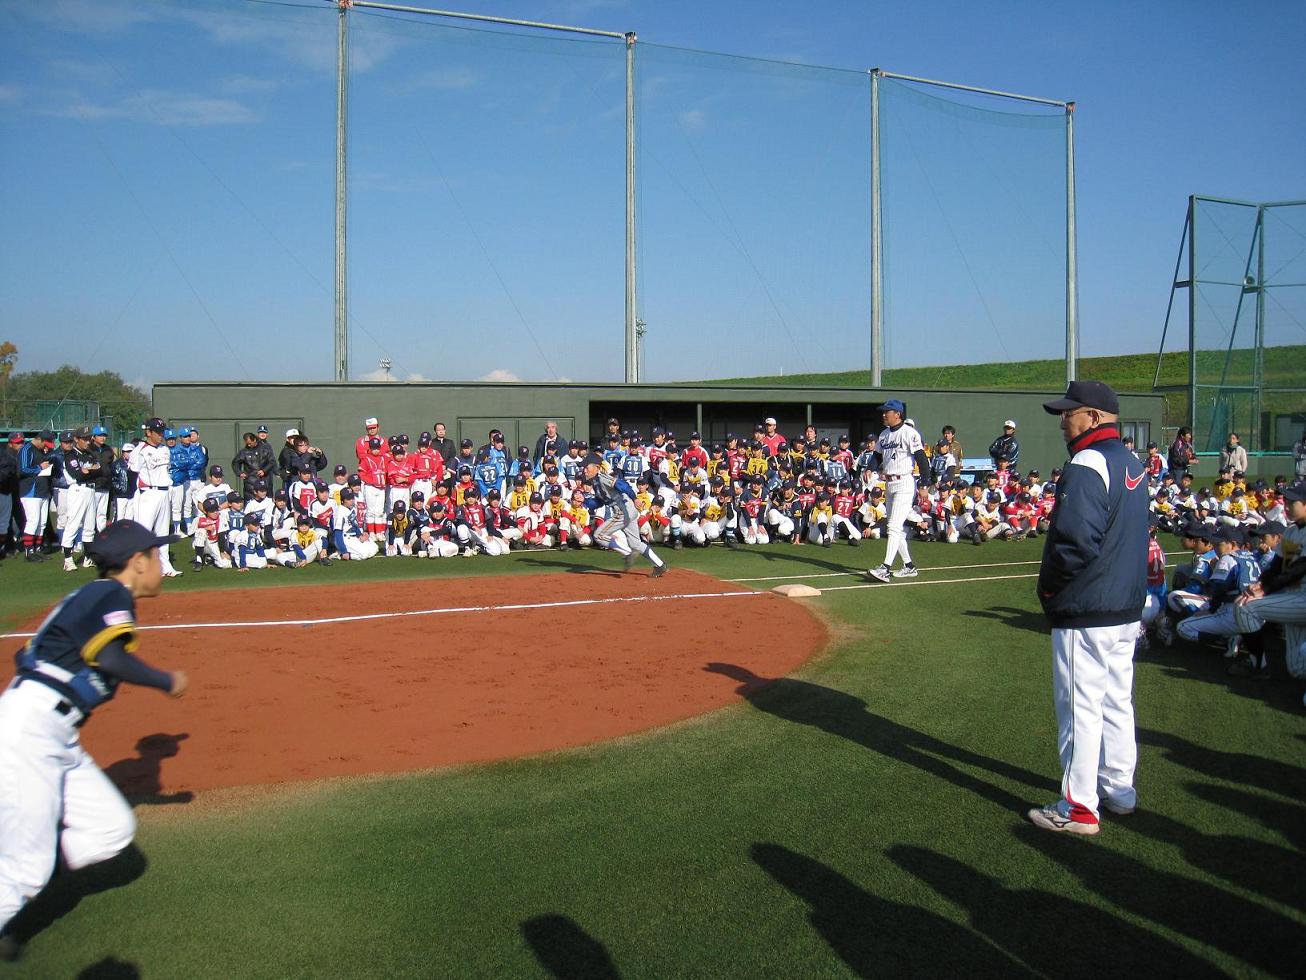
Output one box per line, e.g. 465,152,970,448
87,520,177,567
257,424,269,433
274,489,288,500
1043,380,1120,415
144,418,165,433
209,465,224,477
880,399,906,414
1282,482,1306,502
461,438,474,448
1251,520,1286,536
252,479,268,492
39,429,56,441
334,464,348,475
60,431,74,443
581,452,604,469
226,491,243,503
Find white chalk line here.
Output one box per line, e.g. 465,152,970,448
729,551,1191,584
0,589,765,640
819,562,1180,593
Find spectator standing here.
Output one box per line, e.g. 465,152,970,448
232,433,267,499
1168,427,1198,482
1029,381,1148,836
1219,433,1248,474
534,421,566,466
279,427,302,492
353,418,383,464
17,431,55,561
932,425,964,480
284,434,328,485
1292,427,1306,479
252,426,277,492
760,417,787,457
0,434,18,559
431,422,457,465
988,419,1020,469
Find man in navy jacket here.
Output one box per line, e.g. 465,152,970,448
1029,381,1148,836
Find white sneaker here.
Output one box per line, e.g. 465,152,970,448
866,564,892,583
163,569,182,578
1027,804,1100,836
1223,637,1241,659
891,563,919,579
63,557,77,572
82,557,94,569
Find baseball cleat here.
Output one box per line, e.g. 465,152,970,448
866,564,892,583
891,563,919,579
650,563,668,578
1027,804,1099,835
63,557,77,572
622,552,637,572
82,556,95,568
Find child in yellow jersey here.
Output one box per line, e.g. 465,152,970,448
745,444,770,480
561,489,593,547
807,491,835,546
507,476,532,512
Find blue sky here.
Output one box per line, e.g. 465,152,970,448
1,0,1303,387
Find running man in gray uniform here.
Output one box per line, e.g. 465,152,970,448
580,453,667,577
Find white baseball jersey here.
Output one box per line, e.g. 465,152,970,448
876,424,924,477
128,441,173,489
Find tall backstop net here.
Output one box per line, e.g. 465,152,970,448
1156,196,1306,455
3,0,1074,387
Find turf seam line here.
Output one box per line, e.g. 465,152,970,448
0,589,766,639
730,551,1191,582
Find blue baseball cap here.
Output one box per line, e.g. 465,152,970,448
164,428,176,439
178,426,192,437
880,399,906,414
92,425,107,436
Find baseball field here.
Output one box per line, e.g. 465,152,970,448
2,541,1303,978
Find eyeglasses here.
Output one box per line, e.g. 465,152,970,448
1059,407,1096,420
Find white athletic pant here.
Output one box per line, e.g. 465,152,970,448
362,486,386,532
60,485,97,550
1234,588,1306,678
53,488,67,531
1176,606,1240,643
456,526,508,556
131,488,177,573
0,681,136,935
1051,623,1140,823
385,487,411,514
19,498,48,540
93,490,109,532
831,515,861,541
1167,591,1210,615
424,538,460,558
766,508,795,538
678,519,705,546
594,500,663,567
341,536,379,561
170,481,198,527
883,476,915,567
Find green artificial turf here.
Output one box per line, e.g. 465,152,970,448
2,541,1303,978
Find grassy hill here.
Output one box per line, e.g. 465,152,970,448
701,345,1306,432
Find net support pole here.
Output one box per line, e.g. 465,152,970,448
870,69,883,388
1065,102,1077,385
1187,194,1197,433
1254,205,1266,447
334,0,350,382
625,32,638,383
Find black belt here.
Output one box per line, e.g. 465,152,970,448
17,674,89,727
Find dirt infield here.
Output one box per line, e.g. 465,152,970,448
6,569,825,798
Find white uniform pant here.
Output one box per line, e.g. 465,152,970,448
341,535,379,561
1234,588,1306,678
677,518,705,546
882,476,916,567
423,537,461,558
740,520,769,545
0,681,136,934
93,490,110,532
53,488,68,531
386,487,411,514
767,508,795,538
831,515,861,541
131,488,177,573
1051,623,1139,823
1176,606,1240,643
456,526,508,556
594,501,645,557
362,486,387,533
807,519,831,544
411,479,433,503
59,485,97,550
194,534,232,569
20,498,49,540
1167,591,1210,615
170,481,198,528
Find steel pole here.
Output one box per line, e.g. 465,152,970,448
1255,205,1266,450
1187,195,1197,433
334,1,349,381
1065,102,1077,385
870,70,883,387
625,32,638,383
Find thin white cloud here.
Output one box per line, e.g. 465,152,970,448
480,368,522,383
404,372,434,382
47,89,258,126
47,58,120,86
20,0,154,34
360,368,397,383
678,108,708,132
219,74,280,96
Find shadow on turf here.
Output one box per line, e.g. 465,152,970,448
887,845,1218,975
1138,728,1306,801
1014,824,1302,974
521,914,620,979
705,663,1056,812
77,957,140,978
751,843,1032,976
962,605,1047,635
5,844,147,949
103,733,194,806
1143,643,1304,715
515,556,623,577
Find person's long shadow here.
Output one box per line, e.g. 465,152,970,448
102,733,194,806
1186,780,1306,851
706,663,1055,813
962,606,1047,636
76,957,141,979
521,914,620,979
6,844,147,946
1137,728,1305,801
748,547,859,576
1015,825,1302,974
514,557,623,577
1109,804,1305,912
751,843,1032,977
888,844,1223,976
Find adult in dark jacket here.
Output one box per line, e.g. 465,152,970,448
252,432,277,494
282,434,328,485
1029,380,1148,837
232,433,268,499
533,421,566,467
987,420,1019,469
430,422,456,466
0,434,19,559
1167,427,1197,482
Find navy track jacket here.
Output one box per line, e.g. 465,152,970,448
1038,426,1149,628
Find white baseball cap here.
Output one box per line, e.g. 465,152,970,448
764,417,777,425
121,442,134,452
1004,419,1017,428
364,417,379,428
285,428,300,438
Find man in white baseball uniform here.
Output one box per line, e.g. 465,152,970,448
866,399,934,583
1029,381,1149,835
126,418,181,577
